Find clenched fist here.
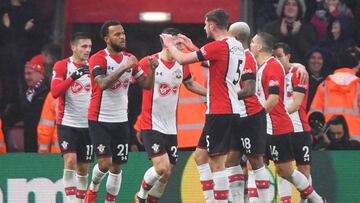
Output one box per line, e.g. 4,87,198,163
71,65,89,80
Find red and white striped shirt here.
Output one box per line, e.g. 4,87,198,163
238,49,263,117
51,57,90,128
197,37,244,114
88,49,145,122
141,54,191,134
285,66,311,132
256,57,293,135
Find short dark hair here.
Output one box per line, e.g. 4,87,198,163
70,32,91,45
100,20,122,39
205,8,229,30
162,27,181,36
41,43,62,60
257,32,274,52
336,51,357,69
160,28,182,46
274,42,291,55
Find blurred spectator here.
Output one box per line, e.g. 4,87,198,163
311,0,354,41
320,16,356,65
2,55,50,152
0,118,7,153
327,115,360,149
263,0,316,63
309,51,360,142
0,0,41,109
254,0,279,32
347,45,360,74
305,47,335,110
41,43,62,79
37,92,60,153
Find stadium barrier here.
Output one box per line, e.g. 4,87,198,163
0,151,359,202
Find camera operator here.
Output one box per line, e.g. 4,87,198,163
326,115,360,150
310,114,360,150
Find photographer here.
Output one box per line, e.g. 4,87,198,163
327,115,360,150
310,114,360,150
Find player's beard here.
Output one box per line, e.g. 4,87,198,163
111,43,125,53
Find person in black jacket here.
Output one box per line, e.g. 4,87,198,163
263,0,316,63
3,55,49,152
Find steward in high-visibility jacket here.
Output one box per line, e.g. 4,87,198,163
310,68,360,141
0,119,7,153
37,92,60,153
177,61,208,148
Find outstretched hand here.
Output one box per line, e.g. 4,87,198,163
160,34,175,48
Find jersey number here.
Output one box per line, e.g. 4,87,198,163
117,144,129,161
232,59,243,85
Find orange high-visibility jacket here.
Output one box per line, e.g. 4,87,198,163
37,92,60,153
177,61,208,148
310,68,360,141
0,119,7,153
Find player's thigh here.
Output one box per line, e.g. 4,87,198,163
57,124,79,154
268,133,294,164
111,122,130,164
76,127,94,163
292,132,312,165
142,130,168,160
88,121,112,157
203,114,236,157
164,134,178,165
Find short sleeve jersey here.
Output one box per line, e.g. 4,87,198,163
52,57,90,128
141,53,192,134
285,66,311,132
256,57,293,135
197,37,244,115
88,49,145,122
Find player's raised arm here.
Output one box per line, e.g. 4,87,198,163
137,56,158,90
160,33,199,65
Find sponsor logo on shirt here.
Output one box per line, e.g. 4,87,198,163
111,79,129,91
70,81,91,94
158,83,178,96
269,80,279,87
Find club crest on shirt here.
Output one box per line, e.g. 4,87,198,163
171,69,183,84
152,143,160,153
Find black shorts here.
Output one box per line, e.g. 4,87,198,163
57,124,93,162
292,132,311,165
141,130,178,165
231,109,267,156
267,133,294,163
197,114,238,157
88,120,130,164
